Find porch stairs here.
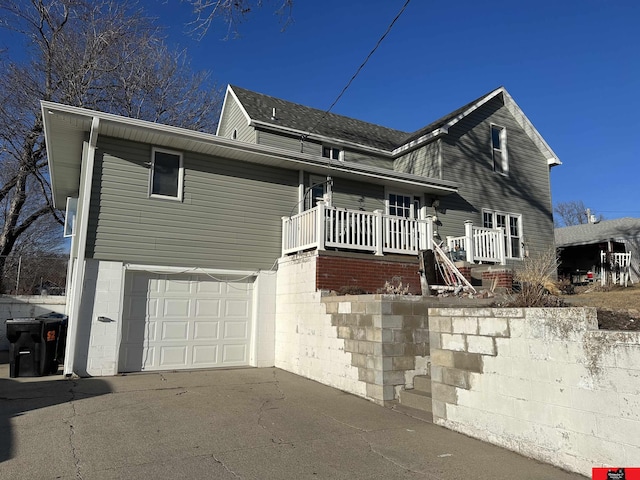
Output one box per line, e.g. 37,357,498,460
395,374,433,422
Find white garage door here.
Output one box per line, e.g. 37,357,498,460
119,272,253,372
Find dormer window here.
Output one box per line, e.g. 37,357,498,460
491,125,508,174
322,146,342,161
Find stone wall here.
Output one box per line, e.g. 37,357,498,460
429,306,640,477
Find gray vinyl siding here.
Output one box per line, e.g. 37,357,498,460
258,129,394,169
327,176,385,212
86,137,299,271
394,140,441,179
217,97,255,143
437,96,554,262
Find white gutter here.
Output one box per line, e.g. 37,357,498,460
64,116,99,376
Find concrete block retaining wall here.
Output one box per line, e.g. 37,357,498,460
429,306,640,477
323,295,430,404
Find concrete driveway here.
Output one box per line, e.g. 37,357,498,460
0,360,586,479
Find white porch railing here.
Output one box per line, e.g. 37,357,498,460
446,220,506,265
282,202,505,264
600,251,632,287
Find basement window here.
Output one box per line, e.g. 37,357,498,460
149,148,183,201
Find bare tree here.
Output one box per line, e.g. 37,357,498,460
554,200,604,227
0,0,223,291
184,0,294,38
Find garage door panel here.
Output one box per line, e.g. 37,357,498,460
195,299,220,317
225,299,250,317
197,281,222,294
164,278,192,294
192,345,218,365
159,345,188,367
119,272,253,372
224,321,248,339
163,298,191,317
194,321,219,340
161,321,189,341
222,344,247,363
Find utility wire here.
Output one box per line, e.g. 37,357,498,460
301,0,412,143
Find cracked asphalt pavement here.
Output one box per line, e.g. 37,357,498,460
0,365,587,479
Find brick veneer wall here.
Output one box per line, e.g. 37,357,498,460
481,269,513,289
316,254,421,295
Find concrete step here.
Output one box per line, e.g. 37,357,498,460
389,401,433,423
413,375,432,394
399,388,433,413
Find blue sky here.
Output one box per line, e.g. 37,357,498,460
152,0,639,220
4,0,638,220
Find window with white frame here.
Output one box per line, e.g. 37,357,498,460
149,148,183,200
491,125,508,174
322,146,342,161
387,193,421,218
483,209,522,258
305,174,329,210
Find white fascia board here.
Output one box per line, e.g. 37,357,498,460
501,90,562,167
41,101,457,194
216,85,251,135
391,128,448,156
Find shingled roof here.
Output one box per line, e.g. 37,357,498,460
555,217,640,247
227,85,560,166
230,85,409,151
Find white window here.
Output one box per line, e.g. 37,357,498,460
483,209,522,259
306,175,330,210
387,193,421,218
491,125,508,174
150,148,183,200
322,146,342,161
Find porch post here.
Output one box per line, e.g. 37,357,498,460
374,209,384,256
497,226,506,265
464,220,474,263
281,216,289,256
316,200,326,251
423,211,434,251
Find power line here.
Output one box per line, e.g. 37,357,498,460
301,0,412,144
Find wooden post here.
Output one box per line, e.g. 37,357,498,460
374,209,383,256
464,220,474,263
316,200,326,251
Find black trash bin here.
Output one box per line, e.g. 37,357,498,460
36,312,68,371
6,315,65,378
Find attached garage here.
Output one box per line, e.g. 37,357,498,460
119,271,254,372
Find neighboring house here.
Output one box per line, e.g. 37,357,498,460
42,84,560,378
556,218,639,285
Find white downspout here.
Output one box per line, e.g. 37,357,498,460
63,116,99,376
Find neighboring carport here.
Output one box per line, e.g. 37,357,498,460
555,217,640,285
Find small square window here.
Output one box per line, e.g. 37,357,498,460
150,148,183,200
322,146,342,161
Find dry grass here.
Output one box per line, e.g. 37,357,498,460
565,283,640,310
